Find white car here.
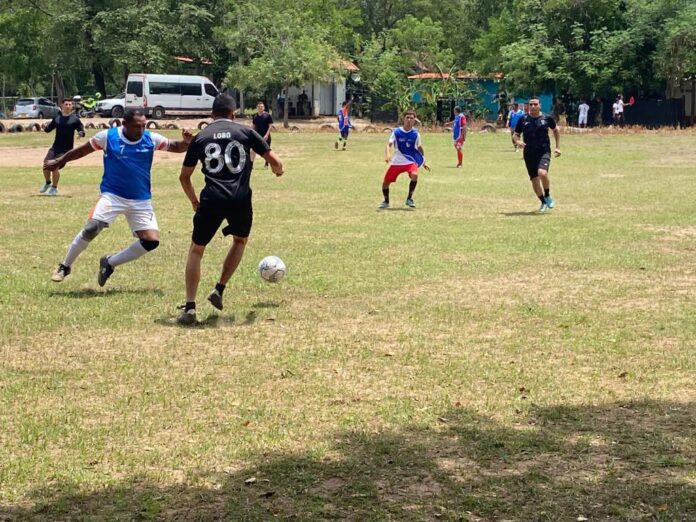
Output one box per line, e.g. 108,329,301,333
96,93,125,118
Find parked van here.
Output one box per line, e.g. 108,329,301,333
125,74,219,119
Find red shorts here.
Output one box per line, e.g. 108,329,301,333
454,137,465,150
384,163,418,183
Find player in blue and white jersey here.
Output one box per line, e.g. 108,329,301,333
335,97,353,150
379,109,430,209
44,109,192,286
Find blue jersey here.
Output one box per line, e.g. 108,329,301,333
338,107,351,132
389,127,424,167
452,113,467,140
509,109,524,129
90,128,169,200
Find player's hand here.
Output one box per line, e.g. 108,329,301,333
517,142,526,149
423,164,431,172
554,148,561,157
78,131,85,139
44,159,59,170
272,167,284,177
182,129,193,143
41,123,48,131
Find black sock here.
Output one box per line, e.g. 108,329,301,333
185,301,196,311
215,282,226,295
382,187,389,203
544,188,550,197
539,195,546,203
408,180,417,199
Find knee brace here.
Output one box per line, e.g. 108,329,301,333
81,219,107,241
140,239,160,251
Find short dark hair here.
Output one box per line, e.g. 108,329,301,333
529,95,540,102
213,94,236,116
61,98,73,104
123,109,145,122
453,105,461,113
403,108,417,118
257,100,265,106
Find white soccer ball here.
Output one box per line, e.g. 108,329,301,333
258,255,287,283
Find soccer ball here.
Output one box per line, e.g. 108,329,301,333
258,256,286,283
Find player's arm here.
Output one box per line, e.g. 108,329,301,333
76,119,86,138
385,140,393,163
417,144,430,171
167,129,193,153
44,141,95,170
42,118,56,133
179,165,199,211
512,119,525,148
262,150,283,177
552,126,561,157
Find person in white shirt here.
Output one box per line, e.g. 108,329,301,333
612,95,625,126
578,100,590,128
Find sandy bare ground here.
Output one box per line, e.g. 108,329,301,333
0,146,185,167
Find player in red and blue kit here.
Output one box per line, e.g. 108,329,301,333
379,109,430,209
335,97,353,150
445,106,467,167
44,109,192,285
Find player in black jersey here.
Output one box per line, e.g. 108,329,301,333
40,99,85,196
252,101,273,168
513,96,561,213
177,94,284,325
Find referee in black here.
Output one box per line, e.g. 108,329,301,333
40,98,85,196
177,94,284,325
513,96,561,212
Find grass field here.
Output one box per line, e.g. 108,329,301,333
0,128,694,521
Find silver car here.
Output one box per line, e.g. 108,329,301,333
13,97,61,119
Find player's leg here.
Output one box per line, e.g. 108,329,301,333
97,199,160,287
341,129,349,150
455,139,464,166
524,153,547,212
537,153,553,208
208,199,253,310
52,197,115,282
380,166,402,209
405,167,419,208
41,149,55,193
177,204,224,323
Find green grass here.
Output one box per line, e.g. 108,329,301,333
0,129,695,521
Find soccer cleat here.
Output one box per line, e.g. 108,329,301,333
378,201,389,209
176,306,197,326
537,202,548,213
456,164,462,168
47,186,58,196
39,182,51,193
98,256,114,287
405,198,416,208
51,263,71,282
207,289,223,311
342,144,347,151
544,196,555,209
334,141,339,150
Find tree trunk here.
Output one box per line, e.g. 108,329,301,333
91,61,107,96
53,73,66,103
283,83,290,128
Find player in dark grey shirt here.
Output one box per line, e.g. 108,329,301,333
40,98,85,196
177,94,284,325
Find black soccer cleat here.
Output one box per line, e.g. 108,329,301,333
176,305,197,325
98,256,114,287
207,289,224,311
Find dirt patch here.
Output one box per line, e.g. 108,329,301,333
0,147,185,168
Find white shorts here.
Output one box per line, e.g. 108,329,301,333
89,192,159,232
578,114,588,125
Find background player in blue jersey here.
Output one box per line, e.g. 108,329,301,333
44,109,192,285
507,103,525,151
379,109,430,209
444,106,467,167
335,96,353,150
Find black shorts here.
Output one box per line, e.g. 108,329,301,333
44,148,67,170
523,150,551,179
340,128,349,139
191,195,253,246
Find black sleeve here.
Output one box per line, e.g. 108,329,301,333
44,117,57,133
267,114,273,125
183,136,201,167
547,116,557,129
75,117,85,134
252,115,258,131
513,117,524,135
249,129,271,156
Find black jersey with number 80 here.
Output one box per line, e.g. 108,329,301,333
183,119,271,202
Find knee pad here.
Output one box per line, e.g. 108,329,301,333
140,239,159,251
81,219,107,241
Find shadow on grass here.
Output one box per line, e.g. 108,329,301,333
154,310,258,329
28,194,74,198
252,301,281,309
501,211,547,217
48,288,164,298
3,400,694,520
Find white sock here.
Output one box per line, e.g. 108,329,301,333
108,240,148,267
62,233,90,267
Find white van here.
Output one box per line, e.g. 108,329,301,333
125,74,219,119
